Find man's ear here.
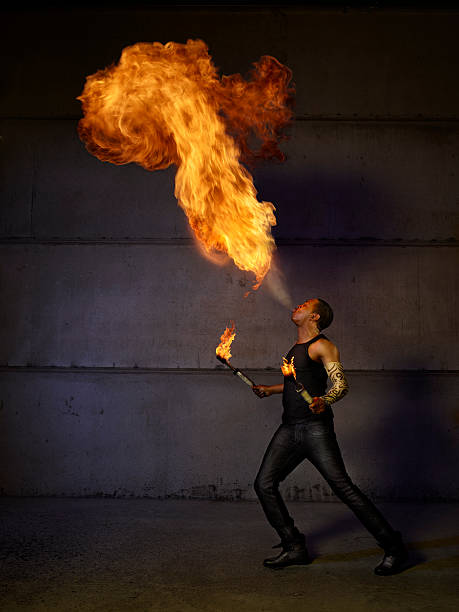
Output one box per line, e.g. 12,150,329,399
312,312,320,322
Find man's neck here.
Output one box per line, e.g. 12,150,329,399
296,325,321,344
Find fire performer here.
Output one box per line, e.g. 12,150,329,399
252,298,407,575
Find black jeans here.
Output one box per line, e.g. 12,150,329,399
254,418,396,548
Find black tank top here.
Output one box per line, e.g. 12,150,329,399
282,334,333,424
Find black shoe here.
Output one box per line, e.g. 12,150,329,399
374,532,408,576
264,536,311,570
264,547,311,569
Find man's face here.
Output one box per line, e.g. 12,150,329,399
291,299,318,326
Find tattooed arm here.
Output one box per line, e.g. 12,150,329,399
321,361,349,405
308,338,349,414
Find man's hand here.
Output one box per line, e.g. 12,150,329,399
253,385,272,398
309,397,327,414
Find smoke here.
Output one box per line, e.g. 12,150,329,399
264,258,293,309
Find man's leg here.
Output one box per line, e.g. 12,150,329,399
304,420,407,574
254,424,311,568
254,424,306,543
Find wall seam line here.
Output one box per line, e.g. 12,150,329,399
0,239,457,247
0,367,457,375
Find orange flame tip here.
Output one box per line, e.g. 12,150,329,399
216,322,236,362
281,356,296,379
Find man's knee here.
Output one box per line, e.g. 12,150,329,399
328,475,364,504
254,474,275,498
253,475,264,496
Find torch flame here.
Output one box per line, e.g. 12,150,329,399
77,39,293,289
216,322,236,362
281,356,296,379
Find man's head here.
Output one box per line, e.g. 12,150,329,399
291,298,333,331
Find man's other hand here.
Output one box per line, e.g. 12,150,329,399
309,397,327,414
253,385,271,398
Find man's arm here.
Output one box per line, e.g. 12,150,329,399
253,383,283,398
309,339,349,414
321,361,349,405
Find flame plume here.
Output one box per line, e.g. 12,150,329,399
281,356,296,378
216,322,236,362
77,39,293,288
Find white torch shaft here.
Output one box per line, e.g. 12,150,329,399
299,388,313,405
235,370,255,387
295,382,313,405
217,355,255,388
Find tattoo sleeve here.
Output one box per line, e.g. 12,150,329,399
321,361,349,405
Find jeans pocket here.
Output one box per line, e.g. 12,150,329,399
307,421,333,438
294,420,333,443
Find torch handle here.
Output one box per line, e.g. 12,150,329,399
234,369,255,388
295,382,313,405
216,355,255,388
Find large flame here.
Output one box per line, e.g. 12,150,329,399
216,322,236,362
281,356,296,378
77,39,293,288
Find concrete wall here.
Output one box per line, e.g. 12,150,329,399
1,5,458,500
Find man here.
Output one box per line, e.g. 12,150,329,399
252,298,407,575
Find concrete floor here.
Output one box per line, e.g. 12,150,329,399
0,499,458,612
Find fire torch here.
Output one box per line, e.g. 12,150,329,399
281,357,313,405
216,323,256,388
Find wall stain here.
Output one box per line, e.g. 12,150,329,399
62,397,79,417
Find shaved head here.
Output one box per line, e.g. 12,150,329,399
313,298,333,330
